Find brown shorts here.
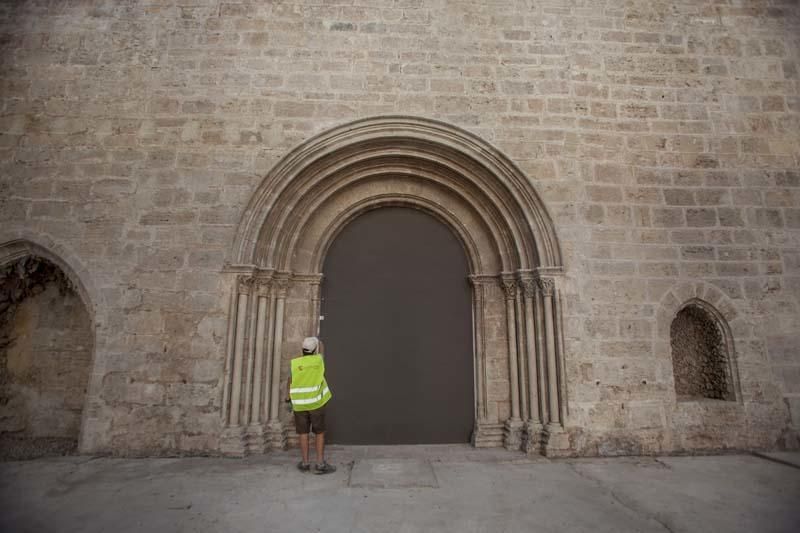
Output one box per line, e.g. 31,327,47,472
294,405,327,435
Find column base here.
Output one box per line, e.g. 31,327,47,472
244,424,267,455
220,426,246,457
503,418,524,451
523,421,544,455
266,420,287,451
542,423,573,458
471,421,504,448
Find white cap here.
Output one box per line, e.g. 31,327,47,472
302,337,319,353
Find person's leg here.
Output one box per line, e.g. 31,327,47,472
294,411,311,470
299,433,310,465
314,431,325,464
310,407,335,474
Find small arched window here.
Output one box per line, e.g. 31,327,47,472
670,300,735,401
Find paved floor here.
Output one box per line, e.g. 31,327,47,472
1,445,799,533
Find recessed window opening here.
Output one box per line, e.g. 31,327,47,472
670,301,734,401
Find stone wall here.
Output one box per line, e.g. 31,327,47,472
0,0,798,455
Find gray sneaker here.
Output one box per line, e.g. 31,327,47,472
297,461,311,473
314,461,336,475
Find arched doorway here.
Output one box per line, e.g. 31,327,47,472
321,207,473,444
222,116,569,456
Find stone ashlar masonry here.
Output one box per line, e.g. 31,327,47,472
0,0,798,456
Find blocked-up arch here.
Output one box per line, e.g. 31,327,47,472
0,238,96,315
0,238,96,458
221,117,569,456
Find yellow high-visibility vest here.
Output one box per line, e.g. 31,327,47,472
289,354,332,412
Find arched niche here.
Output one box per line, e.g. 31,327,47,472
0,239,96,458
220,116,570,457
671,298,737,402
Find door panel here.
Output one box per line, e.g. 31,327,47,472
320,207,473,444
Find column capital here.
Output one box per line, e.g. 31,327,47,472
256,277,272,297
274,278,289,298
536,276,555,297
499,274,517,300
237,275,256,295
522,279,537,298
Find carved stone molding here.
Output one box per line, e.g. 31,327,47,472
500,277,517,300
256,277,272,296
536,276,555,297
522,279,537,299
273,276,290,298
237,275,256,294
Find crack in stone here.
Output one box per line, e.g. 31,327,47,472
568,463,677,533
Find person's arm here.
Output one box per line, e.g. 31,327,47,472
285,373,291,403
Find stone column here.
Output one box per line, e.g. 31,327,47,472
469,275,502,447
538,274,570,457
534,283,548,426
243,285,259,425
229,276,253,427
266,276,289,449
555,289,569,425
220,275,254,456
523,278,543,454
221,287,237,427
251,279,271,425
539,276,559,426
515,287,528,422
501,276,523,450
261,282,277,443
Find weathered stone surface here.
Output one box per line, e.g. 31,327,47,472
0,0,798,457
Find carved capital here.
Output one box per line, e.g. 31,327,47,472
237,275,256,295
256,278,272,297
523,279,537,299
274,278,289,298
536,276,555,297
500,279,517,300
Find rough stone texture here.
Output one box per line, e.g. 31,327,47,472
670,305,732,400
0,0,798,456
0,258,93,459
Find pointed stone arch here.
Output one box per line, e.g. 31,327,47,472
221,116,569,456
0,238,96,315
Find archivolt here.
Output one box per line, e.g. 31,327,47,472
230,116,562,276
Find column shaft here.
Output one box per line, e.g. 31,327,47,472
268,293,286,422
515,291,528,421
503,281,520,421
243,291,259,425
524,289,540,424
263,293,277,422
543,289,560,425
230,291,249,427
251,294,268,424
221,288,237,426
470,278,487,421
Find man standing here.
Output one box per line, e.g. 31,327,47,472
286,336,336,474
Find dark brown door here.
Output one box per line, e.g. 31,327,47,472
320,207,473,444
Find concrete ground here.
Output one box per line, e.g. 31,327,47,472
1,445,799,533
